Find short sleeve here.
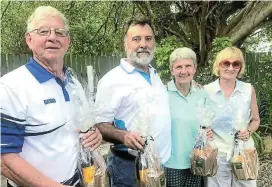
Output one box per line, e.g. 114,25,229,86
0,83,26,154
92,78,122,124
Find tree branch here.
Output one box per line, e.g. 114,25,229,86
1,1,11,20
163,26,190,46
229,2,272,44
134,2,148,16
199,1,208,65
205,1,218,20
89,3,116,43
220,1,256,36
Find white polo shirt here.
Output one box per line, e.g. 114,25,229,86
93,59,171,164
0,58,83,185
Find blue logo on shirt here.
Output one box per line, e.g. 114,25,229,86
44,98,56,105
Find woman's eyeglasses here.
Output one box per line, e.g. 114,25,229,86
220,60,242,69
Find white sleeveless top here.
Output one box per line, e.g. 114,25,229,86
204,79,254,160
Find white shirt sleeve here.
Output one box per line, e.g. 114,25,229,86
0,82,27,153
92,78,122,124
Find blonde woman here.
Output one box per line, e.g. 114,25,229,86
204,47,260,187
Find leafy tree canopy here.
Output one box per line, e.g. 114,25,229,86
1,1,271,62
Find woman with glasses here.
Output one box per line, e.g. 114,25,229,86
204,47,260,187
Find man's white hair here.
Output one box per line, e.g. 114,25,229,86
26,6,69,32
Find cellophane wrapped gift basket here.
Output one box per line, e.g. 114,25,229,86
191,102,218,176
130,90,166,187
137,136,166,187
231,109,259,180
68,71,109,187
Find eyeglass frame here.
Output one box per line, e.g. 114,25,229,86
220,60,242,69
29,27,69,37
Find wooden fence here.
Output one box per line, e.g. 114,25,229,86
1,52,271,82
0,54,123,81
244,52,272,83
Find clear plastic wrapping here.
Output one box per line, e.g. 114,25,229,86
78,140,109,187
191,102,218,176
190,127,218,176
231,139,259,180
231,107,259,180
137,136,166,187
67,71,109,187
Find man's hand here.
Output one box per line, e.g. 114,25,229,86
206,127,214,141
80,128,103,151
123,132,145,150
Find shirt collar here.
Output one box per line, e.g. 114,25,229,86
25,57,54,83
167,79,177,91
25,57,70,84
214,78,243,93
120,58,156,74
167,79,198,94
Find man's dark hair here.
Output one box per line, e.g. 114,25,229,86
124,16,155,36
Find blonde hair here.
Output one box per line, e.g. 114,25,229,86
213,47,245,78
169,47,197,70
26,6,69,32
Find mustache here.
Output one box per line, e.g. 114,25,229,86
137,48,151,54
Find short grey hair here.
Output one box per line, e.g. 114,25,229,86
169,47,197,70
26,6,69,32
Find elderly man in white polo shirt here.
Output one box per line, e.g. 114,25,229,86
93,17,171,187
0,6,102,187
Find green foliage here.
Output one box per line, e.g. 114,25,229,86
241,52,272,154
210,37,232,61
155,36,184,84
212,37,232,54
194,65,216,85
1,1,131,55
253,57,272,137
252,132,265,154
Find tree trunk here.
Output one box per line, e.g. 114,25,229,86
199,1,208,65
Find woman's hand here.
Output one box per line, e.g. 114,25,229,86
237,129,251,141
206,127,214,141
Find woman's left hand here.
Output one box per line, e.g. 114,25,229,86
237,129,251,141
206,127,214,141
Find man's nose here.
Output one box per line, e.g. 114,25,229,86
139,39,148,48
46,30,57,41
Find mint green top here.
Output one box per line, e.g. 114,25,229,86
164,80,208,169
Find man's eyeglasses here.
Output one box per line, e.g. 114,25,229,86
220,60,242,69
30,27,69,37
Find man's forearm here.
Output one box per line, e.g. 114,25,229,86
1,153,63,187
95,122,126,144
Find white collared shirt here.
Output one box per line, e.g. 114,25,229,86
0,58,83,184
93,58,171,163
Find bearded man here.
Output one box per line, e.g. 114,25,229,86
93,17,171,187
